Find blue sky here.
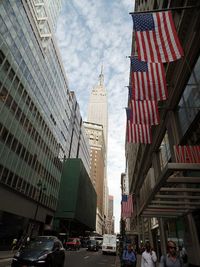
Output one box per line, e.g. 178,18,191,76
56,0,134,233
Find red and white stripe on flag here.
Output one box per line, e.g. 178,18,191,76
121,195,133,218
131,100,160,125
134,11,184,62
131,124,152,144
131,62,167,101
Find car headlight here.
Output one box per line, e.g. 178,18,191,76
38,253,48,260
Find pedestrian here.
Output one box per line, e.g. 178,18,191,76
160,240,183,267
122,244,136,267
141,241,157,267
11,238,18,251
179,245,188,267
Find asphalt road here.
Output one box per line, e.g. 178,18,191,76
65,248,116,267
0,248,117,267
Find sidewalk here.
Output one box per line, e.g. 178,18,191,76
0,250,15,260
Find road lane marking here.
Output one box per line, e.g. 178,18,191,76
84,256,89,259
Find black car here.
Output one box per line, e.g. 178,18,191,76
11,236,65,267
87,240,99,251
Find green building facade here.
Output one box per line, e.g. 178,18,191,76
55,159,97,236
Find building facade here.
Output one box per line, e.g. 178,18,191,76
68,92,90,175
125,1,200,266
107,195,115,234
86,69,109,233
0,0,89,249
83,121,106,234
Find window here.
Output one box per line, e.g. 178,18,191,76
0,50,5,65
2,60,10,73
0,86,8,102
8,68,15,81
159,132,171,170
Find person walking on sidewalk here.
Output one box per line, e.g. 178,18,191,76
122,244,136,267
159,240,183,267
141,241,157,267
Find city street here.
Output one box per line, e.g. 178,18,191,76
0,248,117,267
66,248,116,267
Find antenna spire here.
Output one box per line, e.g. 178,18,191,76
99,64,104,86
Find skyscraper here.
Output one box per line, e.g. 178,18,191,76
87,67,108,150
0,0,89,248
86,67,109,234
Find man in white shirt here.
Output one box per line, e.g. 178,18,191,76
141,241,157,267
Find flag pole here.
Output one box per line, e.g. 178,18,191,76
129,5,200,15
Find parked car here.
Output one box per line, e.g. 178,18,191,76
65,238,81,250
87,240,99,252
11,236,65,267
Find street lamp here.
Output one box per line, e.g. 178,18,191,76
31,180,46,236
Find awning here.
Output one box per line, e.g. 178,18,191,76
138,163,200,217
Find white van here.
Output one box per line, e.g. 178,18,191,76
102,234,117,255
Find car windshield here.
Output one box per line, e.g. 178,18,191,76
89,240,96,245
26,239,54,250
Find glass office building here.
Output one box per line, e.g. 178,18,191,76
0,0,73,248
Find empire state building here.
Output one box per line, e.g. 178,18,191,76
87,68,108,150
84,67,109,234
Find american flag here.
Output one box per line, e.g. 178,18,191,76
131,99,159,125
126,108,152,144
131,57,167,101
132,11,184,62
126,108,133,143
121,194,133,218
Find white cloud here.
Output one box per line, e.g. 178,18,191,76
56,0,133,233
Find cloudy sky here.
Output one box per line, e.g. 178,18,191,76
56,0,134,233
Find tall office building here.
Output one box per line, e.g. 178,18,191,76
107,195,114,234
0,0,89,249
83,122,106,234
87,67,108,150
69,92,90,175
86,68,109,234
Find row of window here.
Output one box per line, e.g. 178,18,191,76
0,164,57,210
0,49,63,162
0,84,62,173
0,123,60,192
